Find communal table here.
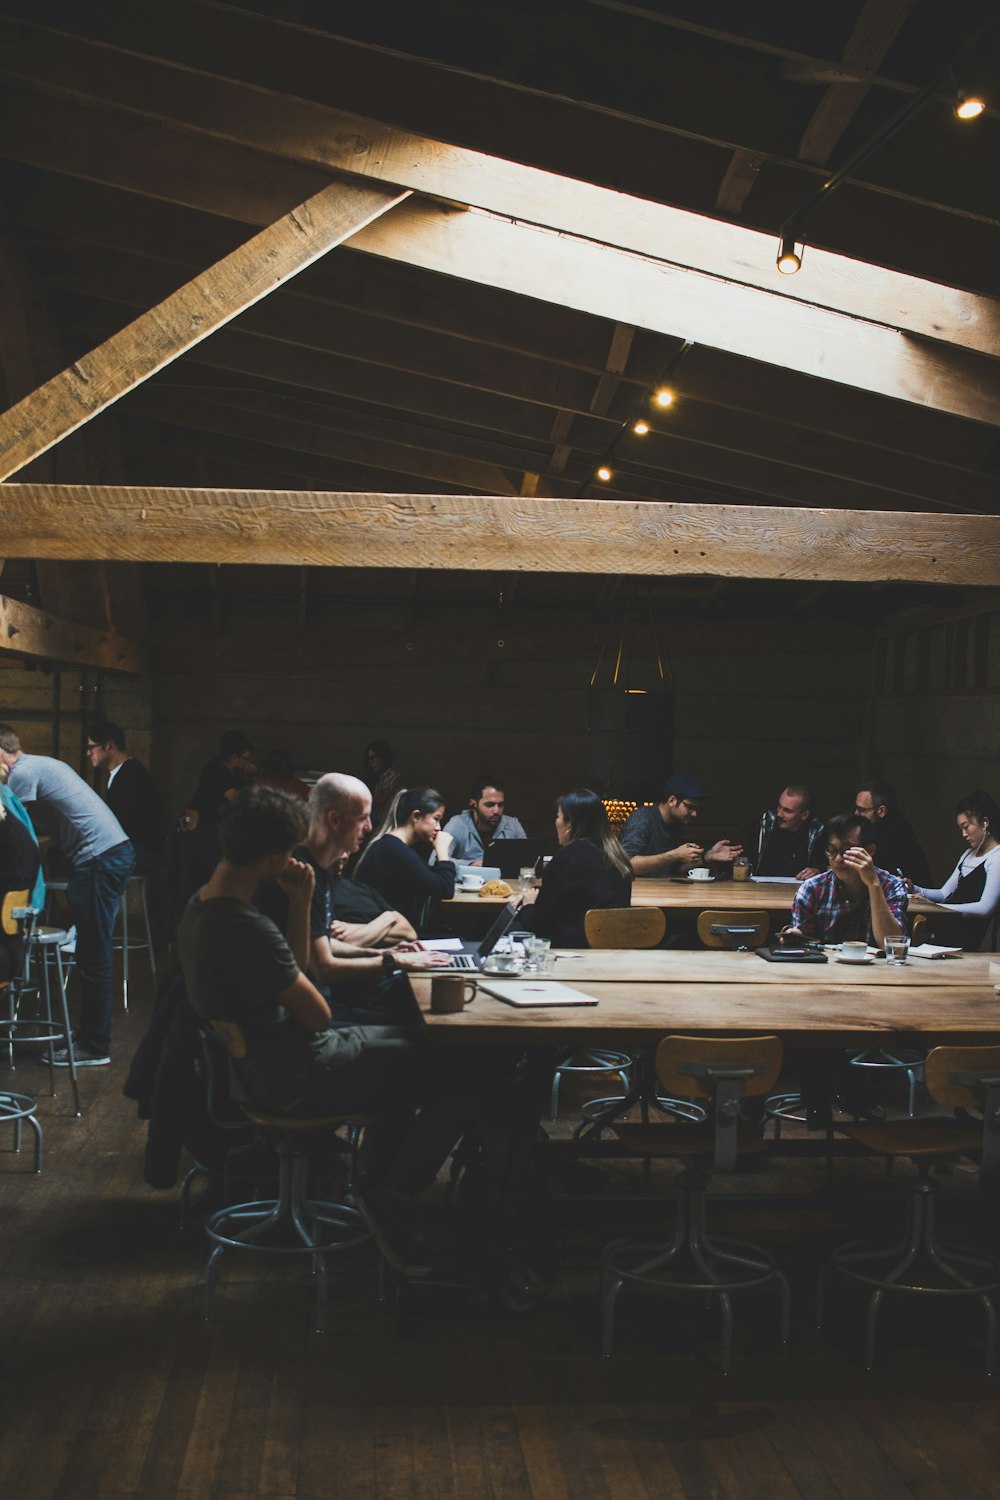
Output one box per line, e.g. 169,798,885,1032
446,877,939,918
411,949,1000,1047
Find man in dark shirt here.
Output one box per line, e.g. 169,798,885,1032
854,780,931,885
86,720,165,875
751,784,825,879
188,730,256,834
620,773,742,877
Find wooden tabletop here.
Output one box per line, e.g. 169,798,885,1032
446,877,938,915
411,949,1000,1045
538,948,996,986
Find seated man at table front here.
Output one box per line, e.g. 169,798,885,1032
443,776,526,864
750,783,824,880
619,773,742,877
782,813,906,947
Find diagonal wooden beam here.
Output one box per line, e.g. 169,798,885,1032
796,0,913,164
0,179,410,481
2,484,998,588
349,201,1000,429
0,22,997,356
0,591,148,672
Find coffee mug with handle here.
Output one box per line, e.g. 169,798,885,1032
430,976,478,1013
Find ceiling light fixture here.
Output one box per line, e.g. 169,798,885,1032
633,420,650,435
776,234,802,275
955,89,986,120
597,465,612,481
654,388,674,408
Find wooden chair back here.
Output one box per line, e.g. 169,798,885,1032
584,907,666,948
656,1035,783,1102
909,914,927,945
696,909,769,949
924,1045,1000,1109
206,1018,248,1060
1,888,30,937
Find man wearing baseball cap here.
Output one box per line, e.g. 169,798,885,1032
620,773,742,877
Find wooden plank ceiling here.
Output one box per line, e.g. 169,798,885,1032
0,0,998,627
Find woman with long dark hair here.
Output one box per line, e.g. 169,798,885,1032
527,787,632,948
353,786,456,931
913,790,1000,948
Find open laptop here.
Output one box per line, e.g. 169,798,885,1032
431,901,521,972
484,837,549,878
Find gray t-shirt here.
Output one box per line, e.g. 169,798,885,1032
619,804,684,871
7,753,128,866
443,808,527,860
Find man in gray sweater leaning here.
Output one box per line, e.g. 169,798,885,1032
0,724,134,1065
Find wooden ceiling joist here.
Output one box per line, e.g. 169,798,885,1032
3,485,999,588
0,592,148,673
0,179,410,481
2,11,997,353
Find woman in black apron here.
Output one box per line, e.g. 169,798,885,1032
913,790,1000,949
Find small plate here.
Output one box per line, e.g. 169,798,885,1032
686,874,716,883
835,954,873,965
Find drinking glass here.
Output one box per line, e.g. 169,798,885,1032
884,935,910,965
531,938,552,975
519,866,536,895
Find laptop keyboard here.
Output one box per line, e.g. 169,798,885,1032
447,953,478,970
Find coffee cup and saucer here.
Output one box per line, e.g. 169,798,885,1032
835,941,872,965
687,868,714,882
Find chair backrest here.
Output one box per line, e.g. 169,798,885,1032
584,907,666,948
925,1045,1000,1174
198,1020,255,1133
656,1034,783,1172
909,914,927,946
696,909,769,950
206,1018,248,1060
1,888,30,937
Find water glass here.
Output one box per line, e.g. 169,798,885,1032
518,866,536,895
530,938,552,975
884,935,910,965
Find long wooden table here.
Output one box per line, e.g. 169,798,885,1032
412,949,1000,1046
446,877,939,917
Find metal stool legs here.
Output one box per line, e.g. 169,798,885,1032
0,1091,43,1172
116,875,157,1011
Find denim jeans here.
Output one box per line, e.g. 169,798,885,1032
66,839,135,1054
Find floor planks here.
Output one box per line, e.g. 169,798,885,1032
1,977,999,1499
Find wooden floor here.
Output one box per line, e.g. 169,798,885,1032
2,974,999,1500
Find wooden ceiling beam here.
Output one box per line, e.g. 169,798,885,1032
128,390,520,497
0,591,148,672
796,0,913,165
3,484,999,586
127,382,981,517
350,201,1000,428
1,22,998,355
0,178,410,480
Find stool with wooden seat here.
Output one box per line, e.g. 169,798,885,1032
601,1035,789,1375
817,1044,1000,1373
201,1020,371,1333
0,890,44,1172
549,908,665,1122
0,891,81,1118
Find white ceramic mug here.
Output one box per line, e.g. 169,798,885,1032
688,867,711,881
841,941,868,960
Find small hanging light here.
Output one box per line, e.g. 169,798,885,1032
654,388,674,408
597,465,612,482
632,420,650,435
776,233,802,274
955,89,986,120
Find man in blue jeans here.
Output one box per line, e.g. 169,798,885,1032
0,724,135,1066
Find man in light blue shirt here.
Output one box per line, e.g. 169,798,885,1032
443,777,527,864
0,724,134,1066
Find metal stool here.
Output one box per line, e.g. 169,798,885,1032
848,1047,924,1118
0,894,81,1117
113,874,157,1010
0,1090,42,1173
200,1021,371,1332
818,1044,1000,1373
601,1035,789,1375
